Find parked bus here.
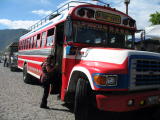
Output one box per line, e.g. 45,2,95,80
18,1,160,119
6,42,19,71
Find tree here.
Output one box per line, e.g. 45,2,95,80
149,11,160,26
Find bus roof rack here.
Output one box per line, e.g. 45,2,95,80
26,1,94,33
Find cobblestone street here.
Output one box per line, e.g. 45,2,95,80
0,61,160,120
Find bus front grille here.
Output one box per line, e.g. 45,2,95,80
130,59,160,91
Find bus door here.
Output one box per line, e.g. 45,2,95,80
51,24,64,94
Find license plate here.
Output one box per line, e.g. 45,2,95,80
148,96,159,105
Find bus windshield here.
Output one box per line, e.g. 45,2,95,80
10,46,18,52
73,20,134,49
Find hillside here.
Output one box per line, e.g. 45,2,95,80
0,29,28,51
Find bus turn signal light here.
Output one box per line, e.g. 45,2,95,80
94,75,106,85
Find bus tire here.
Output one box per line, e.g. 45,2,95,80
23,64,31,83
74,78,90,120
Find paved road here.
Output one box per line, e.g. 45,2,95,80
0,61,160,120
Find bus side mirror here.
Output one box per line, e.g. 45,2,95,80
64,21,72,37
66,46,77,55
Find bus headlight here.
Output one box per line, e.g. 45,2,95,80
106,75,117,86
93,75,117,86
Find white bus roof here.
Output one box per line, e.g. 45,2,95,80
20,1,136,41
20,1,94,40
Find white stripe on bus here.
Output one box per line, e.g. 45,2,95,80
18,61,40,79
18,47,51,52
18,58,43,65
28,71,40,79
18,66,23,70
18,55,47,58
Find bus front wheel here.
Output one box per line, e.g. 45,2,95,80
23,64,31,83
74,78,90,120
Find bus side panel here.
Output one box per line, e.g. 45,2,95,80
27,62,42,78
61,58,76,100
18,58,24,69
18,55,46,78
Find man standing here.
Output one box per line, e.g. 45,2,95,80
4,55,7,67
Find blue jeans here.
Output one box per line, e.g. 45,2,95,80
40,80,50,107
4,60,6,67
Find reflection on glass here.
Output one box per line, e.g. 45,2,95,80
27,39,30,49
46,36,53,46
41,32,46,47
73,20,134,49
36,40,40,48
30,37,33,49
32,36,36,48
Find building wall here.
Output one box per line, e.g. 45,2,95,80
135,42,159,53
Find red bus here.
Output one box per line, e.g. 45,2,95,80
18,1,160,119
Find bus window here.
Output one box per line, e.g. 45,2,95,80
23,40,25,49
30,37,33,49
32,35,36,48
108,28,133,48
36,34,40,48
19,42,21,50
27,38,30,49
11,46,18,52
21,41,23,50
25,39,27,49
26,39,28,49
41,31,46,47
46,28,54,47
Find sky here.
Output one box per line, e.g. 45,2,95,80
0,0,160,30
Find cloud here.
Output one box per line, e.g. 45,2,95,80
1,0,159,30
31,9,52,16
0,19,38,29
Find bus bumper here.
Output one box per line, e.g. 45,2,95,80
12,65,18,68
96,90,160,112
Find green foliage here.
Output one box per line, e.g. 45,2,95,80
149,11,160,26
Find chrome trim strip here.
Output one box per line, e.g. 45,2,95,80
18,58,42,65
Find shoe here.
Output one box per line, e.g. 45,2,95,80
40,106,49,109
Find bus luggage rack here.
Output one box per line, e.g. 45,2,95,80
26,1,93,33
132,59,160,87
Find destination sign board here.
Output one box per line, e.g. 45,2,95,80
96,11,121,24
